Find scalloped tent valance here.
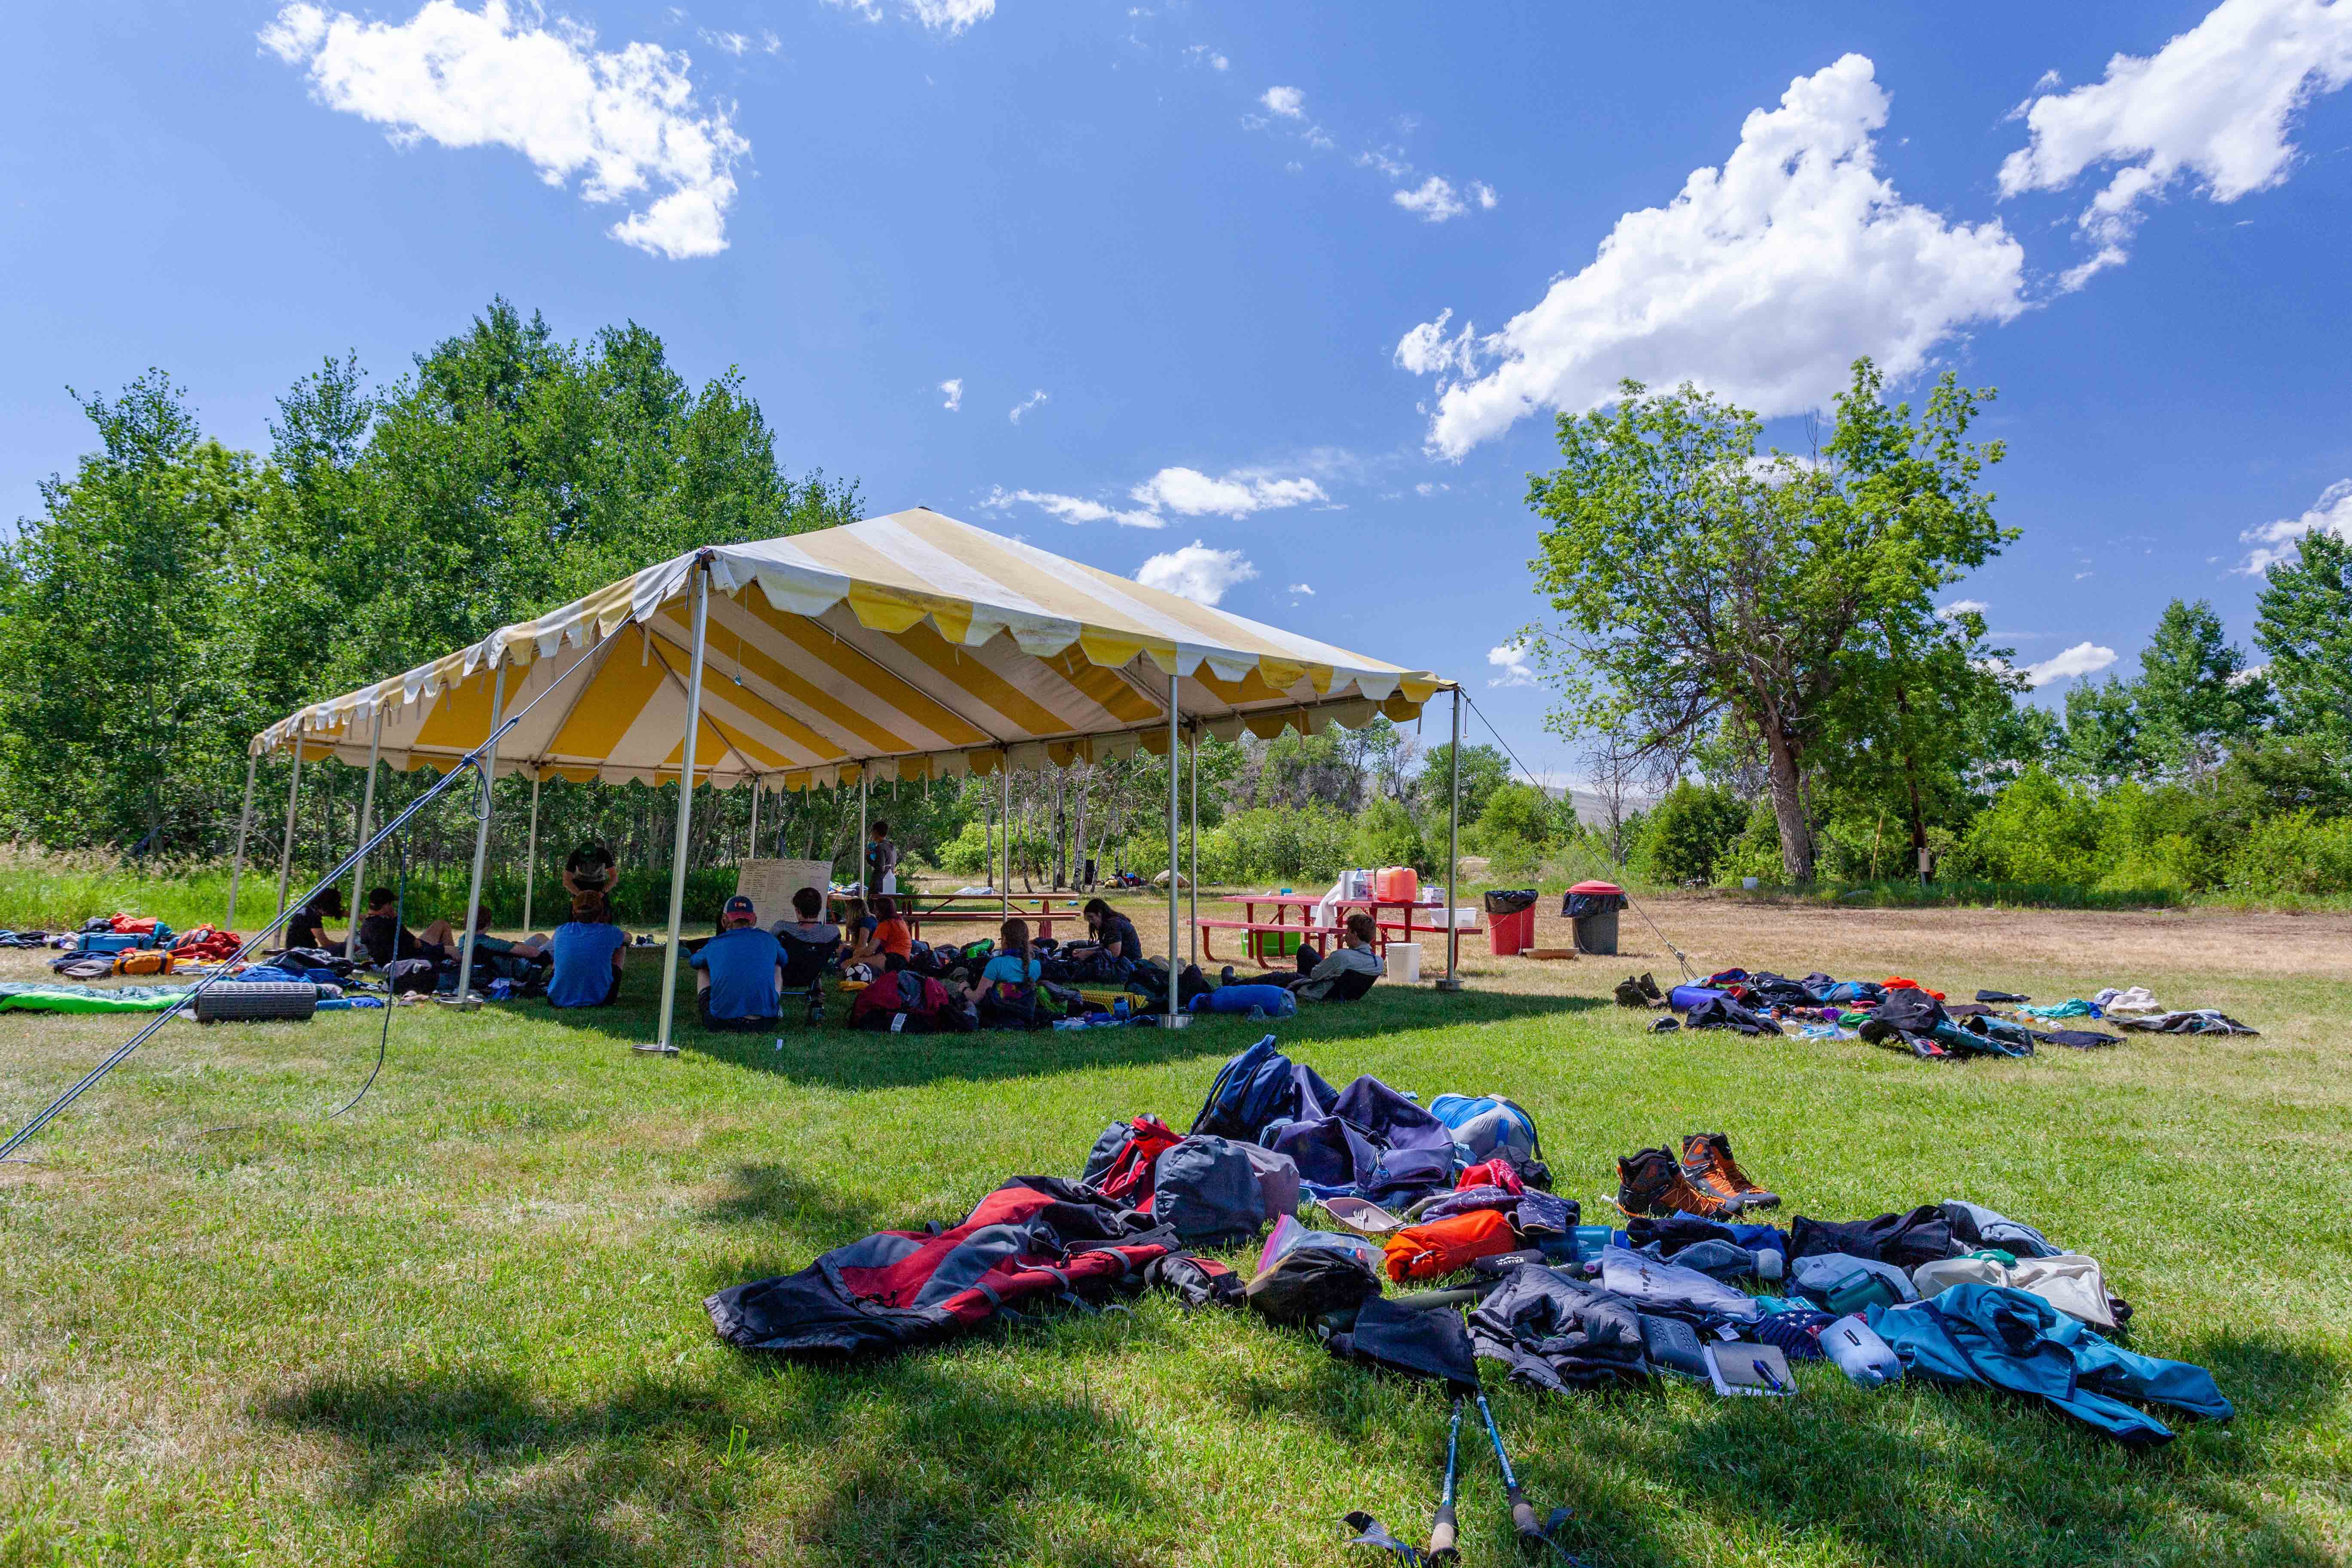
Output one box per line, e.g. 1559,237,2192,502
251,508,1445,785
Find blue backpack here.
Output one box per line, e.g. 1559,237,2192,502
1191,1035,1338,1143
1428,1093,1543,1164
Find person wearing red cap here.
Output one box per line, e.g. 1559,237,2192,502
690,893,787,1031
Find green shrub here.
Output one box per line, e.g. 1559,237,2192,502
1714,803,1787,886
1633,782,1749,885
1349,796,1428,873
935,821,990,876
2225,810,2352,895
1476,782,1554,851
1954,768,2102,885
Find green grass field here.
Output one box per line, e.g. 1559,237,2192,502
3,895,2349,1566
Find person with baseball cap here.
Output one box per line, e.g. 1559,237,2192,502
690,893,788,1031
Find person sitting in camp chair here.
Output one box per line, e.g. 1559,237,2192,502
692,894,787,1032
771,886,841,1018
1243,912,1384,1002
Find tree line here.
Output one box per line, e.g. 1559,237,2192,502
1517,361,2352,899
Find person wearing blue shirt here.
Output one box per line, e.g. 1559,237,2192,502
548,891,628,1008
966,917,1044,1028
692,893,787,1030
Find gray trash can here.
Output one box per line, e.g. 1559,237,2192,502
1564,882,1625,956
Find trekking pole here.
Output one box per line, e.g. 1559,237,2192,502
1428,1396,1463,1565
1475,1392,1581,1562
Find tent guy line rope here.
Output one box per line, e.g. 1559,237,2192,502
0,630,617,1164
1459,690,1698,982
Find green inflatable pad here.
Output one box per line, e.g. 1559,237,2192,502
0,982,200,1015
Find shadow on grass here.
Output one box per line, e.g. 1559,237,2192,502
264,1336,1176,1568
518,964,1603,1092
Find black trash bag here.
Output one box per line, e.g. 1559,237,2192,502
1325,1294,1480,1392
1482,889,1539,915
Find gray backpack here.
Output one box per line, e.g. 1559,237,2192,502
1153,1136,1300,1245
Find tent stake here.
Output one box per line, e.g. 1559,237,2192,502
346,703,384,960
453,663,508,1005
225,754,258,932
653,562,711,1054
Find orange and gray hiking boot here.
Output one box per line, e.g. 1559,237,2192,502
1681,1132,1780,1212
1617,1146,1734,1219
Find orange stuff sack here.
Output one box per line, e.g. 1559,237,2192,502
114,949,174,977
1383,1208,1517,1284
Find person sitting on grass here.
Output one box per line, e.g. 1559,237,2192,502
966,916,1043,1027
1244,912,1384,1002
280,887,347,954
548,891,628,1008
850,895,913,971
355,887,457,967
461,907,551,981
692,894,787,1032
1066,898,1143,980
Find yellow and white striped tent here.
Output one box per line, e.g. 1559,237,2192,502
241,509,1461,1047
252,508,1442,782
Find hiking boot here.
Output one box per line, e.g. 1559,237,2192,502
1682,1132,1779,1212
1614,977,1648,1008
1616,1147,1733,1219
1638,972,1663,1002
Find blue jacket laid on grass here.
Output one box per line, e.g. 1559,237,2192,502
1868,1282,2233,1446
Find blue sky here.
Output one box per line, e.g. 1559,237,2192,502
6,0,2350,784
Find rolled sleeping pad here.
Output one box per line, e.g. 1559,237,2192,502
1188,984,1297,1017
195,982,319,1023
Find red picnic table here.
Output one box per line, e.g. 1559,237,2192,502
1196,893,1475,967
830,891,1075,943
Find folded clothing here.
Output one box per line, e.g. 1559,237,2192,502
1791,1206,1954,1270
1912,1252,2117,1328
1469,1264,1651,1390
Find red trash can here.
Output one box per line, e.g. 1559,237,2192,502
1483,890,1539,956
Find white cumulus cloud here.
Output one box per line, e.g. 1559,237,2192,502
1261,84,1306,118
1185,44,1229,70
1398,55,2026,458
1129,466,1327,518
2238,478,2352,572
1008,389,1049,423
1472,180,1499,209
1488,642,1538,688
937,377,963,411
1393,175,1468,222
981,487,1164,530
825,0,996,33
1938,597,1992,619
261,0,747,260
2021,642,2119,688
1137,542,1258,606
1999,0,2352,286
1287,582,1315,596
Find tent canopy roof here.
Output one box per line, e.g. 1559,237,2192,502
254,508,1447,789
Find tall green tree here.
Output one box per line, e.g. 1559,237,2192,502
2054,676,2145,786
1415,742,1510,825
2254,529,2352,761
0,374,267,849
1524,359,2011,881
2134,598,2270,778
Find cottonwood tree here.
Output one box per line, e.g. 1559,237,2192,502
2254,530,2352,761
2133,598,2271,779
1523,360,2012,883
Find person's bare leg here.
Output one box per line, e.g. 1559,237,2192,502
418,919,454,946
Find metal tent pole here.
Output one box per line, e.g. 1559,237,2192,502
746,777,760,868
999,757,1010,916
273,736,307,922
1187,722,1199,968
520,772,542,934
858,769,868,894
225,754,258,931
453,663,509,1004
1439,685,1463,993
1167,672,1181,1027
345,703,384,960
653,563,712,1054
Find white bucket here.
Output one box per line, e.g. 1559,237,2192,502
1385,942,1422,983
